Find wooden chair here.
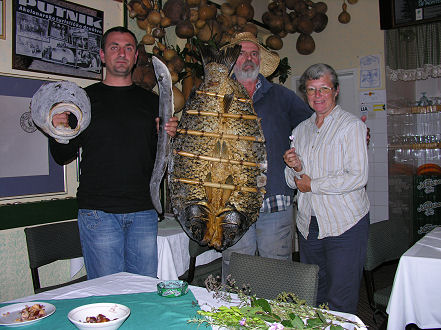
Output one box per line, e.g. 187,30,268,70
24,220,87,293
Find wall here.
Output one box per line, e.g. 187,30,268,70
276,1,385,91
0,0,123,302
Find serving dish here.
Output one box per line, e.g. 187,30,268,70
67,303,130,330
0,302,56,327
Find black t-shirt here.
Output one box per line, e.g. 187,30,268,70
50,82,159,213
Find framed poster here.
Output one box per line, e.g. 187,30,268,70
12,0,103,80
0,75,67,199
0,0,5,39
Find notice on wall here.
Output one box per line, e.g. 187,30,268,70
360,89,387,113
360,55,381,89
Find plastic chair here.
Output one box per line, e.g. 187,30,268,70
24,220,87,293
229,252,319,306
179,239,222,287
363,219,411,325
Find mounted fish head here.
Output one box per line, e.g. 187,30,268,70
149,56,174,215
183,201,249,251
30,81,91,144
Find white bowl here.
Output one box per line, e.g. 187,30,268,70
67,303,130,330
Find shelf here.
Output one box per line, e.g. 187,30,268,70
387,105,441,115
388,142,441,150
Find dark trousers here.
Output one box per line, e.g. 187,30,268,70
298,213,369,314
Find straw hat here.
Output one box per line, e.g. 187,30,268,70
221,32,280,77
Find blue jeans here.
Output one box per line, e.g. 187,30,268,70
222,205,294,282
77,209,158,280
298,214,369,313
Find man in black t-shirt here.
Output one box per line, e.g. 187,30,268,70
50,26,177,279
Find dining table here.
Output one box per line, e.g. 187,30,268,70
1,272,367,329
70,215,221,281
386,226,441,330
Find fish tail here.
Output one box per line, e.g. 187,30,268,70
198,44,241,75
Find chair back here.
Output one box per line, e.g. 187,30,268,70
24,220,86,293
363,218,412,322
179,239,222,287
229,252,319,306
364,219,411,271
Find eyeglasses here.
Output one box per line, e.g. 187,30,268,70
305,86,333,96
239,51,259,59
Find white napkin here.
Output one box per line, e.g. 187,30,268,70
70,257,84,278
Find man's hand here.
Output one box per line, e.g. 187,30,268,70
361,115,371,146
366,127,371,146
156,116,178,137
294,174,312,192
52,111,70,128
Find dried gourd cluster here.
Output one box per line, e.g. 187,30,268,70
262,0,358,55
123,0,357,108
126,0,358,55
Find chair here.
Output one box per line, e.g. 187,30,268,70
178,239,222,287
24,220,88,293
229,252,319,306
363,219,411,324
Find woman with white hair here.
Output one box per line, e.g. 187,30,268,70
284,63,369,313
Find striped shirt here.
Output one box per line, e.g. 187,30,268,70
285,105,369,239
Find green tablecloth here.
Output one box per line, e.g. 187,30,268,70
1,291,207,329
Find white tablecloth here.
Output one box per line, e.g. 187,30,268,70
6,272,366,329
70,216,221,280
386,226,441,330
156,216,221,280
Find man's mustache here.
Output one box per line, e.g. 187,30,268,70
241,60,256,70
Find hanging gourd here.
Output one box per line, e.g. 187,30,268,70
338,1,351,24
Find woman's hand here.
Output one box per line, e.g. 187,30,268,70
294,174,312,192
283,148,302,172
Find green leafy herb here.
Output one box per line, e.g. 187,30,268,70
188,275,365,329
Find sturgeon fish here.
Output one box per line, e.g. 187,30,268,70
166,45,267,251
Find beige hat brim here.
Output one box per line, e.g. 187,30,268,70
221,32,280,77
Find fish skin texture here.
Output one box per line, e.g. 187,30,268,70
168,58,267,251
150,56,173,214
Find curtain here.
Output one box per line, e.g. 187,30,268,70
386,21,441,81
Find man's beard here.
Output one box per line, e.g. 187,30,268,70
234,60,260,83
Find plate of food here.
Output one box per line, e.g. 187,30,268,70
0,302,56,327
67,303,130,330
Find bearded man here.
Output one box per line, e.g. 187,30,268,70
221,32,313,281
